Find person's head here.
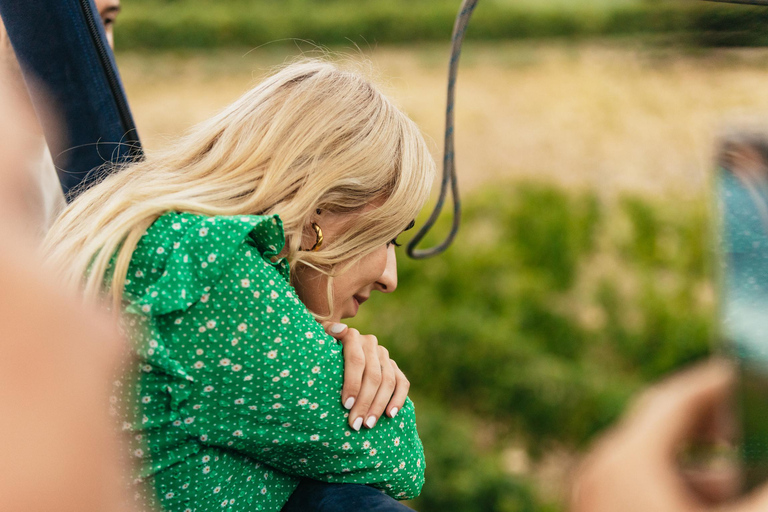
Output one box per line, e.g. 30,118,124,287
293,207,416,322
94,0,121,49
719,132,768,188
45,59,436,319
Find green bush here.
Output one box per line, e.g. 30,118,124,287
358,182,713,444
115,0,768,50
350,181,714,511
411,402,555,512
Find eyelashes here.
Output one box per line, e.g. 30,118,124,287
388,220,415,248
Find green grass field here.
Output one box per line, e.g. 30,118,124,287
120,42,768,201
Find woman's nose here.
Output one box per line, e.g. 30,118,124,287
375,245,398,293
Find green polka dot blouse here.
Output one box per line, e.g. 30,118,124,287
113,212,426,512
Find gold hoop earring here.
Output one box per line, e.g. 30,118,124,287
302,222,323,252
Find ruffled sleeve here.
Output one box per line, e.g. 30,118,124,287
123,213,287,384
120,212,293,479
126,213,287,317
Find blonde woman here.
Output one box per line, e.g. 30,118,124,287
44,60,434,512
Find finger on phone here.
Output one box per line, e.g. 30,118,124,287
349,336,381,431
363,346,397,429
340,328,364,412
385,360,409,418
627,359,734,451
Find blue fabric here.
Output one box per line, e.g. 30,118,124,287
0,0,140,197
282,479,416,512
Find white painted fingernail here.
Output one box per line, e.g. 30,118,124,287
352,417,363,431
330,323,347,334
366,415,377,428
390,407,398,418
344,397,355,410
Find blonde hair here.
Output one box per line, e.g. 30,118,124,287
44,59,435,314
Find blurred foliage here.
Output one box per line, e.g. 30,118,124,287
115,0,768,50
352,181,715,511
410,403,555,512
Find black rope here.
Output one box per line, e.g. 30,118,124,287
407,0,478,259
408,0,768,258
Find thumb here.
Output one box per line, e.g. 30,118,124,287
321,321,348,339
623,359,734,455
724,484,768,512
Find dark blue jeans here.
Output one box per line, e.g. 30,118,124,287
0,0,141,198
282,479,416,512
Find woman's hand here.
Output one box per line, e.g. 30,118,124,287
323,322,410,431
571,359,768,512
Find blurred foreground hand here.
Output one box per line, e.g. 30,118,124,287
0,79,129,512
571,360,768,512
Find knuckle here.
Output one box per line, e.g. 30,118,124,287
378,346,390,358
364,350,379,366
365,344,379,364
348,353,366,368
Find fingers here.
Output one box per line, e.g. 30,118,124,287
322,323,410,430
682,464,741,505
362,346,398,429
385,359,409,419
325,324,362,411
571,359,739,512
623,359,734,454
348,334,382,431
727,483,768,512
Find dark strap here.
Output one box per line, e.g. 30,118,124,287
406,0,477,259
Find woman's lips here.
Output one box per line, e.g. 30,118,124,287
351,294,368,316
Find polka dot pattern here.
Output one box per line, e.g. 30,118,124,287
112,212,426,512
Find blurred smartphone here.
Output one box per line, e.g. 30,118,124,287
716,139,768,492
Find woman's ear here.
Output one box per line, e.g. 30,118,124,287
300,209,324,252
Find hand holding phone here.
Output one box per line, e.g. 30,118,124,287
571,360,768,512
717,135,768,492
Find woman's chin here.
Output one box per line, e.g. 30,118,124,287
340,298,359,320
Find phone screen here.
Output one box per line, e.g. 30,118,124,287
716,147,768,491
